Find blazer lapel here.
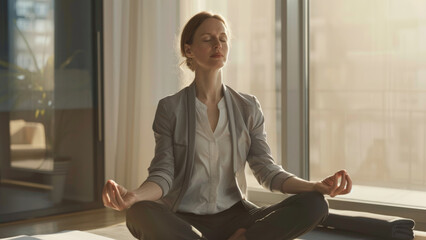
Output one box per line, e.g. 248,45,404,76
172,81,196,211
224,85,248,198
223,85,239,173
187,81,196,174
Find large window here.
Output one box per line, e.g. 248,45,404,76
309,0,426,209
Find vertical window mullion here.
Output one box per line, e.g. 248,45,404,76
302,0,310,180
282,0,307,179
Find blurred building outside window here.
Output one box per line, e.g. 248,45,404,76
309,0,426,208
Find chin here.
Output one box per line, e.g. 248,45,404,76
212,61,226,69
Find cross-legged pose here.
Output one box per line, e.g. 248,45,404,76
102,11,352,240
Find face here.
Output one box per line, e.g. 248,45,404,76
185,18,229,72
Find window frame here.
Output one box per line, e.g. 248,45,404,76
247,0,426,231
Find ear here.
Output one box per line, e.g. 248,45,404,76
184,44,194,58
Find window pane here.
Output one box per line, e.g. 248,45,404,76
309,0,426,207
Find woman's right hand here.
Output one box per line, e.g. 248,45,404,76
102,180,137,211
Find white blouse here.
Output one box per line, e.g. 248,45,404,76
177,97,242,214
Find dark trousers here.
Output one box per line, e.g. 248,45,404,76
126,191,329,240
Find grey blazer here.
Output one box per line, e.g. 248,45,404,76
146,81,293,212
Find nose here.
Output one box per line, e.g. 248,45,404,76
213,38,222,49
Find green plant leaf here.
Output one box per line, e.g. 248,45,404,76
59,49,83,69
0,60,29,73
13,20,41,74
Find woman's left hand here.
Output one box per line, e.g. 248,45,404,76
314,170,352,197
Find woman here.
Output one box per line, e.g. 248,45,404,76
102,11,352,240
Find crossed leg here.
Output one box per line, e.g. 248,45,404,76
126,192,328,240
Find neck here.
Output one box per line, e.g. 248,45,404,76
194,69,223,103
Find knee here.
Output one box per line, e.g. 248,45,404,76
296,192,329,224
126,201,160,224
126,201,162,239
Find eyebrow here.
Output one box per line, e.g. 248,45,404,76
200,32,228,37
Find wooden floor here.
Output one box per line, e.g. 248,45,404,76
0,207,126,238
2,207,426,240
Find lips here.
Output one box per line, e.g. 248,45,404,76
210,53,223,58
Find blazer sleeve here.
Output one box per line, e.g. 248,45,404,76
145,99,175,197
247,96,294,191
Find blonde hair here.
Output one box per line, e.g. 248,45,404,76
180,11,229,71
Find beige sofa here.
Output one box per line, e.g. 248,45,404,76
9,119,47,163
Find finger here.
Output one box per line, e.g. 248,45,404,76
103,181,115,208
108,182,119,210
341,174,352,194
329,172,340,195
330,172,344,197
322,176,333,186
113,183,126,210
102,183,108,205
102,180,115,205
334,173,347,196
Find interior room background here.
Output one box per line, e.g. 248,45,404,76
1,0,425,230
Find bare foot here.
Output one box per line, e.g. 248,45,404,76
227,228,247,240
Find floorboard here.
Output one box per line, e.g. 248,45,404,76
0,208,126,238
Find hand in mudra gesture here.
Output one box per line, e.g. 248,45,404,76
102,180,137,211
314,170,352,197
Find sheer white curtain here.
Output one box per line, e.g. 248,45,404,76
103,0,180,189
